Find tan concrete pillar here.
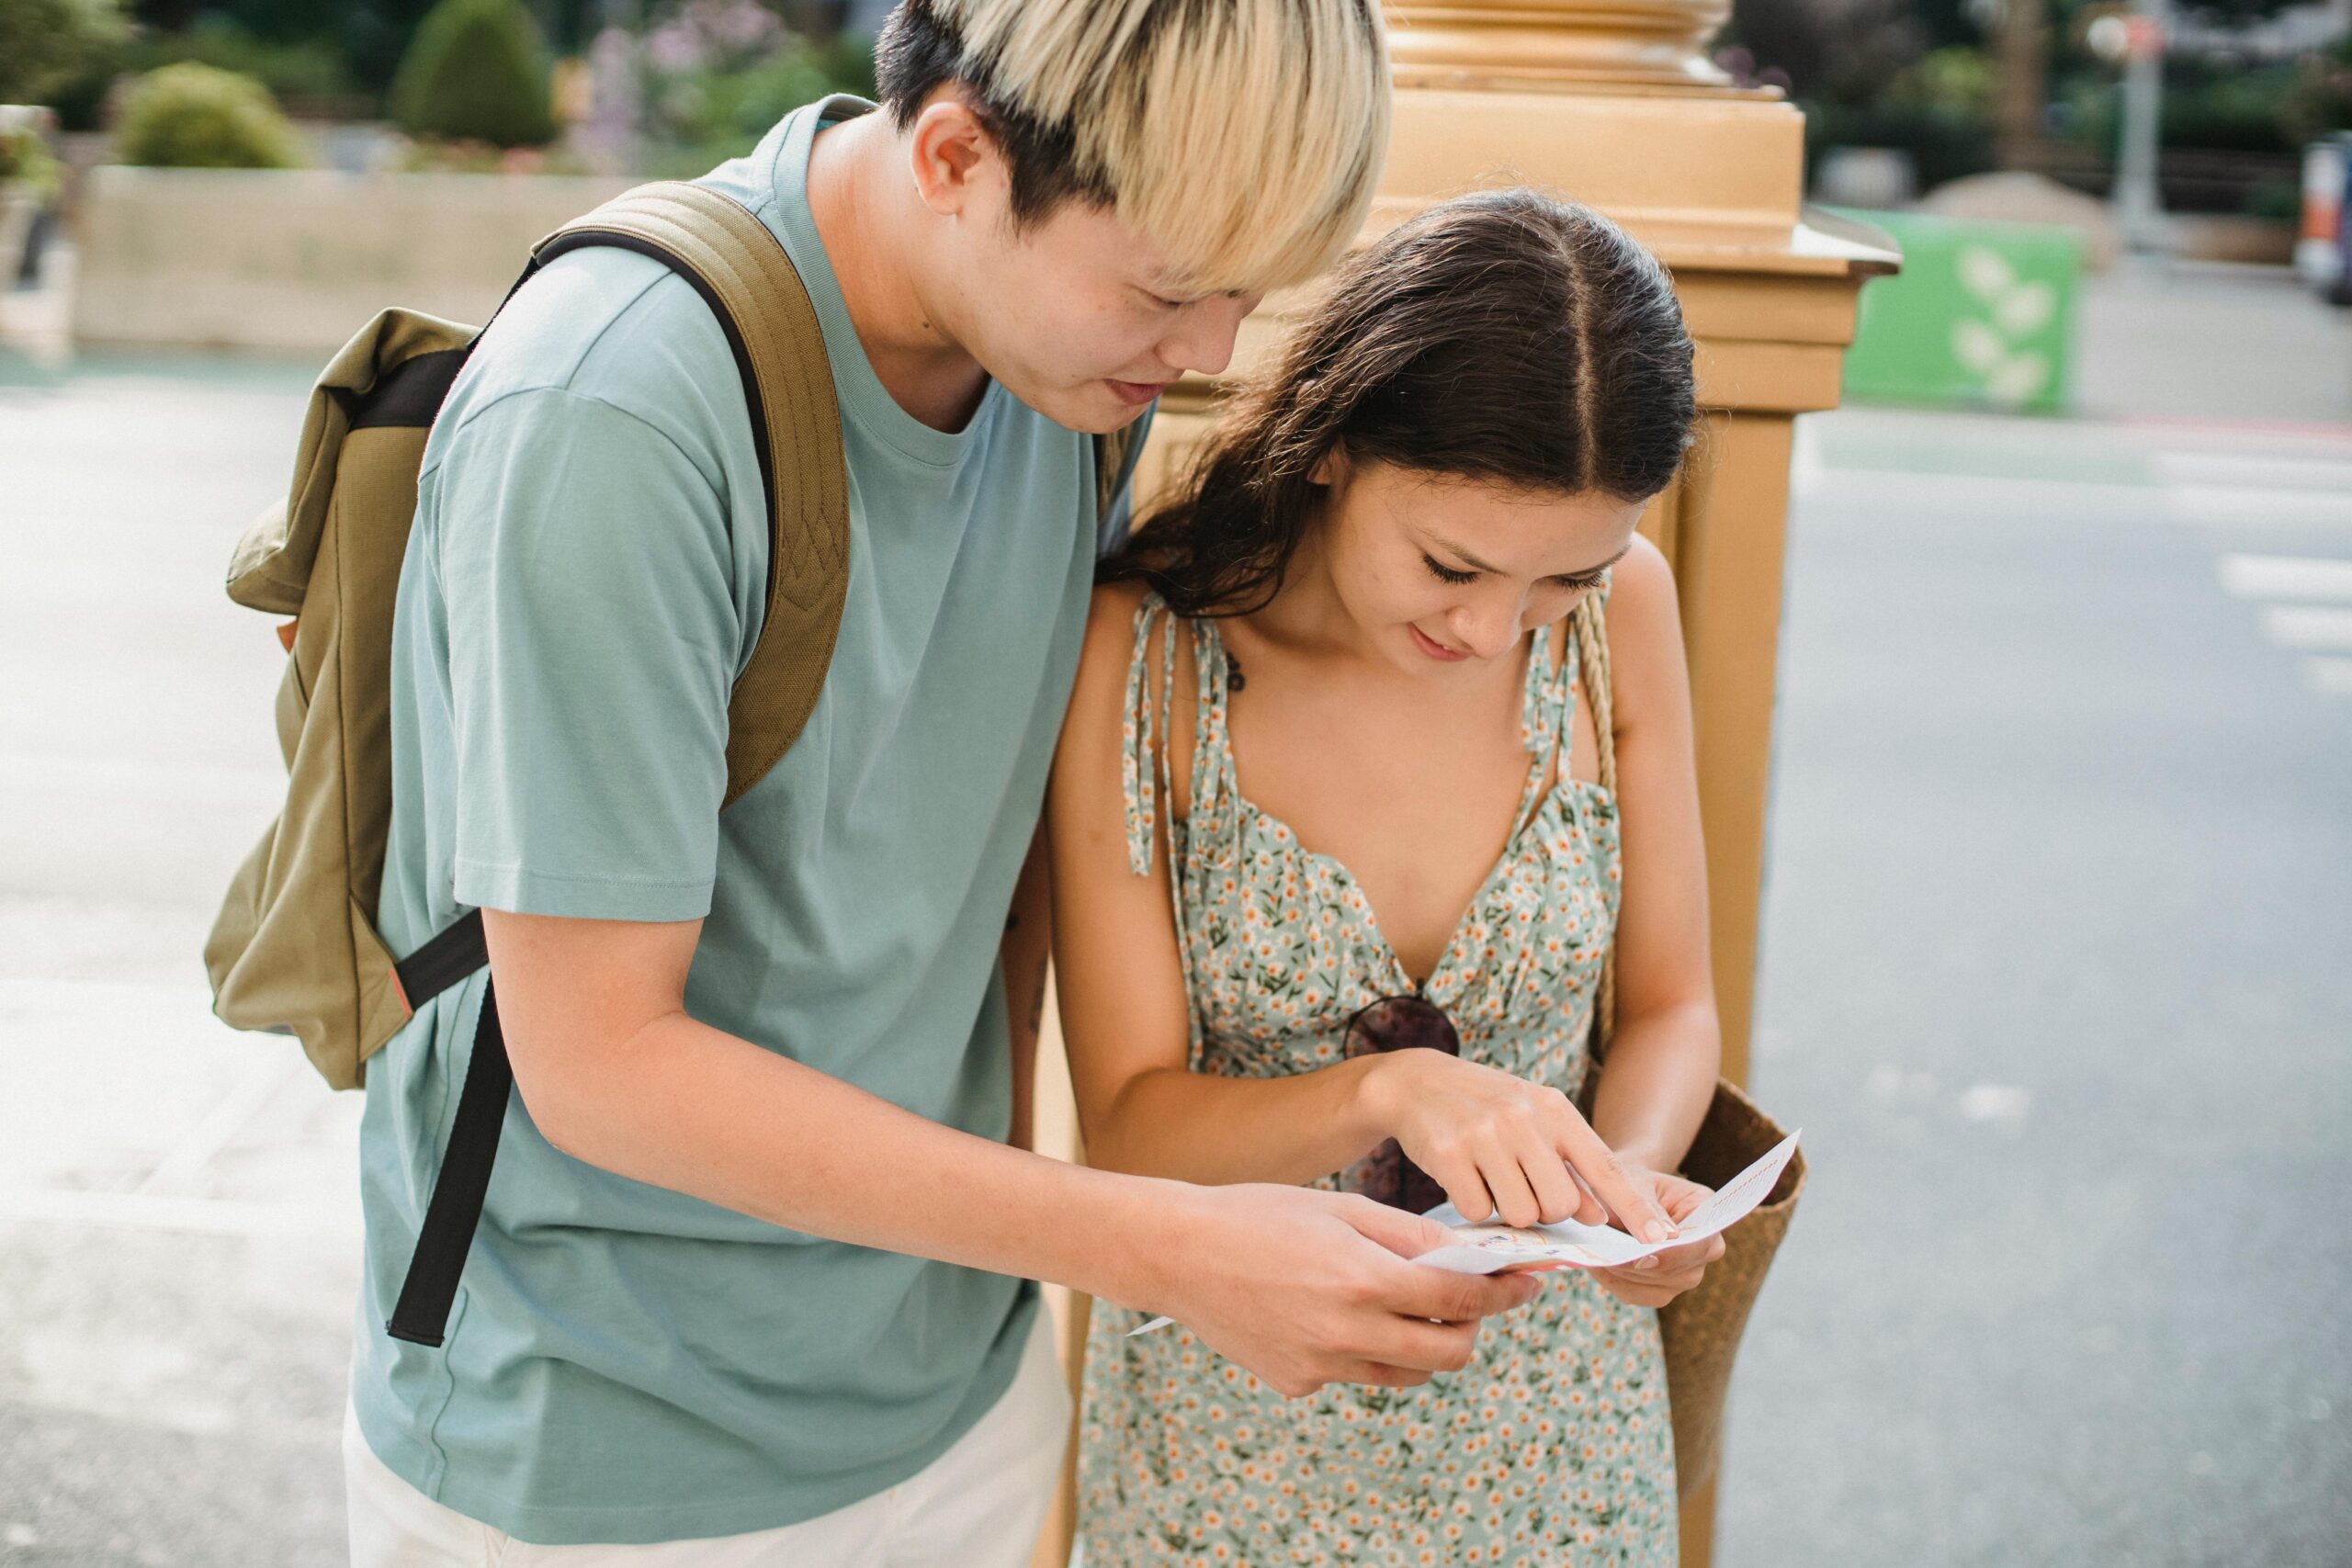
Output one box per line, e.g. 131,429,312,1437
1033,9,1897,1562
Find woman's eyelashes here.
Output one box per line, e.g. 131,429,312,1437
1419,552,1608,595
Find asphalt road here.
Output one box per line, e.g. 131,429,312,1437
2,262,2347,1567
1715,408,2352,1568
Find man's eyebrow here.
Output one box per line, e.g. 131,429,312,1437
1421,533,1634,579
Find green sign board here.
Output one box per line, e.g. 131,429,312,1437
1826,208,2083,415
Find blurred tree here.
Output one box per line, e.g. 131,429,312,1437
636,0,876,175
2168,0,2301,24
129,18,351,101
2277,34,2352,142
1724,0,1930,105
125,0,595,97
392,0,558,146
0,0,132,105
1993,0,2052,166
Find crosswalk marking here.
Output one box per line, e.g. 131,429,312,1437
2220,555,2352,604
2155,451,2352,495
2166,485,2352,531
2260,605,2352,652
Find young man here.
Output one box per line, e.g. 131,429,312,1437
345,3,1632,1560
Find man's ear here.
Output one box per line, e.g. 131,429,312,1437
906,93,1006,220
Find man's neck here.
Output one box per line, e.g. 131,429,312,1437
804,111,993,434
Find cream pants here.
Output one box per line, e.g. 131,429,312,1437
345,1314,1069,1568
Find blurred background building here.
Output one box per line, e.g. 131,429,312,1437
1,1,2347,1565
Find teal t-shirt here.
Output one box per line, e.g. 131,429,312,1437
354,97,1136,1544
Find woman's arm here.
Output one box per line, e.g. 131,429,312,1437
1050,585,1675,1238
1001,827,1052,1152
1583,536,1722,1173
1047,585,1391,1186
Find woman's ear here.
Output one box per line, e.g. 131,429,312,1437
1309,446,1348,487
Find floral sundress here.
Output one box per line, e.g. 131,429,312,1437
1076,588,1678,1568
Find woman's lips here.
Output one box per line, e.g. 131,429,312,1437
1408,624,1470,662
1106,378,1173,406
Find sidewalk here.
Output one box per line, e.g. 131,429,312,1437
1,349,357,1565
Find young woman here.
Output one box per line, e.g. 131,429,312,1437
1046,189,1726,1563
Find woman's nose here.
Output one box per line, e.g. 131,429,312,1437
1450,596,1523,660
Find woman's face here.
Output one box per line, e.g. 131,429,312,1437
1312,456,1648,677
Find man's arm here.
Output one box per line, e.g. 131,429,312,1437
485,908,1545,1398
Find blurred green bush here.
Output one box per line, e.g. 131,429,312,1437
115,62,303,169
391,0,557,149
0,0,130,107
0,118,64,199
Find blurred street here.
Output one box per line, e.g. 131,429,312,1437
3,258,2349,1566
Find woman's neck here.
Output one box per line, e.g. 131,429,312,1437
1244,528,1374,665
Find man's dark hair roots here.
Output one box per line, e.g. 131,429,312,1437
874,1,1114,226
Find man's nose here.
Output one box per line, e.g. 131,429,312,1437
1162,295,1255,379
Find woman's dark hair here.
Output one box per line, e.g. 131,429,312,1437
1101,188,1698,616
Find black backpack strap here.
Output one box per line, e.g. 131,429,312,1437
383,908,494,1347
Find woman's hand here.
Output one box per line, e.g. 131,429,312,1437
1359,1048,1678,1240
1588,1167,1724,1309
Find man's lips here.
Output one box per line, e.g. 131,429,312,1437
1107,378,1174,406
1409,624,1470,662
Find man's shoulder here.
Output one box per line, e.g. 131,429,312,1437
426,246,747,485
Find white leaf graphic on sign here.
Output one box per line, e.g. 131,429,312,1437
1995,280,2055,338
1951,318,2005,374
1957,244,2015,301
1985,351,2050,406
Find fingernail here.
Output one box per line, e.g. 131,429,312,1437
1636,1256,1660,1271
1641,1221,1669,1243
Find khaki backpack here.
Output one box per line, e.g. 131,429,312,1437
204,180,1136,1345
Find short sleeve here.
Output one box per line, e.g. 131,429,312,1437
431,387,741,922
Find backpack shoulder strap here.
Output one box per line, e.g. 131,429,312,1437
532,182,850,808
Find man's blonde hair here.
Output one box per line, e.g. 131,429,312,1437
876,0,1390,295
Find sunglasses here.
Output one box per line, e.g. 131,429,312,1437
1340,992,1461,1215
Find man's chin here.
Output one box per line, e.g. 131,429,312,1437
1010,378,1158,436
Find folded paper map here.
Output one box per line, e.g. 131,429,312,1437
1413,1129,1801,1274
1127,1129,1799,1336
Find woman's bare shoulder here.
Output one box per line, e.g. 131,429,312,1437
1607,532,1677,617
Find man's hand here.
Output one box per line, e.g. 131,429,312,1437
1129,1183,1544,1397
1587,1168,1724,1310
